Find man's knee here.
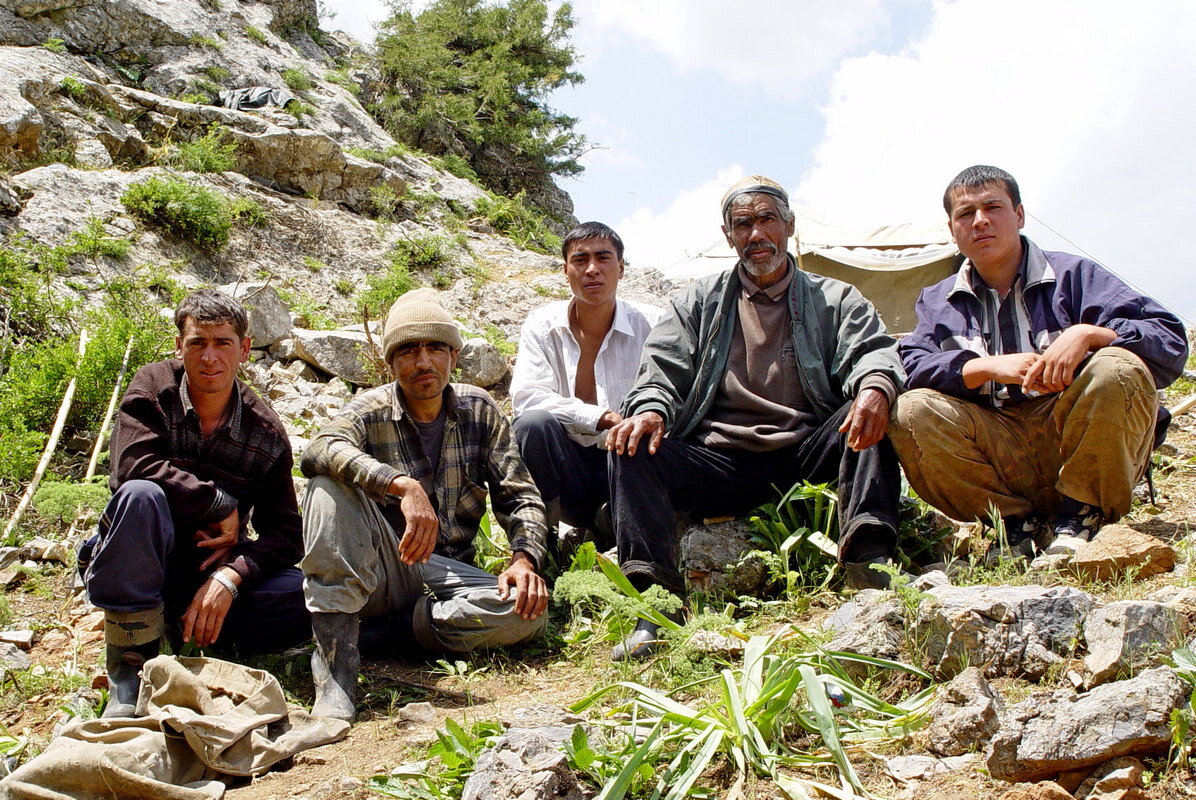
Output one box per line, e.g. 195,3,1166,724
1076,347,1155,395
107,479,169,515
513,409,564,451
415,589,547,653
890,388,964,453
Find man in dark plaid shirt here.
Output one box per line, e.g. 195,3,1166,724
84,290,310,718
301,288,549,722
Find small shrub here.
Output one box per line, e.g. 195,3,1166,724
281,67,313,92
166,127,237,173
324,69,358,94
370,185,401,219
285,100,315,119
392,235,451,271
333,278,354,296
358,263,415,320
32,480,109,525
62,217,131,261
434,153,477,181
245,25,269,45
59,76,87,101
482,324,515,358
42,38,66,53
203,65,230,82
189,34,224,50
302,256,325,273
121,176,264,249
476,191,561,255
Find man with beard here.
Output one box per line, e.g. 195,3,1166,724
300,289,549,721
605,175,906,660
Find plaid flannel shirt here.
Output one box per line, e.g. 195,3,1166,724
301,382,548,568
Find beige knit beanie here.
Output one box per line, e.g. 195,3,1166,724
381,288,463,363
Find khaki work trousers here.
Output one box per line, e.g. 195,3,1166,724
301,475,546,654
890,348,1157,522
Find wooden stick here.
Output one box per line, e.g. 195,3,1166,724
3,329,90,541
85,335,133,480
1170,393,1196,419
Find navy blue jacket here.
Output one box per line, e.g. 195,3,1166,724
900,237,1187,406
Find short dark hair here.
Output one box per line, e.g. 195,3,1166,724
174,289,249,340
943,165,1022,214
561,221,624,262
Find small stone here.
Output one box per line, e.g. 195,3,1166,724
885,754,974,782
1074,756,1145,800
38,629,70,653
998,782,1074,800
912,569,950,590
398,701,437,725
0,642,31,674
687,630,745,655
1071,525,1175,581
0,630,34,650
338,777,363,791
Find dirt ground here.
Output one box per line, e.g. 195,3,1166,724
4,415,1196,799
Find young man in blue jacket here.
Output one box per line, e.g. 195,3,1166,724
891,165,1187,556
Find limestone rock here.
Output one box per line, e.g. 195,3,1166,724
987,666,1190,782
686,630,744,656
884,754,975,782
291,328,373,385
912,584,1095,679
823,591,905,679
1071,525,1175,582
998,783,1074,800
397,701,437,725
0,630,34,650
1083,600,1182,687
0,642,30,676
219,282,293,348
460,726,589,800
680,519,769,597
457,337,508,388
923,667,1004,757
1074,756,1146,800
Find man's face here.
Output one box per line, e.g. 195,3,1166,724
721,195,795,279
390,340,458,403
175,318,250,397
563,236,624,308
947,182,1025,272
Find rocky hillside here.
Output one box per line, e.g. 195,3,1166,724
0,0,670,361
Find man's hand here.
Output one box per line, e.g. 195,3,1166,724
962,353,1042,389
181,567,239,648
195,507,239,570
1023,324,1117,394
390,476,439,565
838,388,890,451
496,552,548,620
596,409,623,431
605,411,665,456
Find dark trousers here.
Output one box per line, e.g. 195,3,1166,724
609,401,901,592
513,410,609,528
86,480,311,654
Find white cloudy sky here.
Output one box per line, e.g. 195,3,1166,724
322,0,1196,324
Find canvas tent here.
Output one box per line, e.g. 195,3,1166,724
663,208,961,333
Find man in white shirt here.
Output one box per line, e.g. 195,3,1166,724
511,222,664,558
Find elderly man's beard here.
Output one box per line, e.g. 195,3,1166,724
740,242,787,277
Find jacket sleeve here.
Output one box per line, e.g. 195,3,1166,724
899,289,986,399
1067,265,1189,389
300,394,403,503
620,285,705,430
510,315,605,434
482,400,548,570
111,368,238,525
833,285,906,399
236,444,303,580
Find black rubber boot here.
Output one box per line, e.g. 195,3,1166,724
311,612,360,722
103,640,160,718
610,618,662,662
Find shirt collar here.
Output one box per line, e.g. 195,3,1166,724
179,371,243,431
949,236,1053,299
550,298,638,337
737,257,793,301
391,381,461,423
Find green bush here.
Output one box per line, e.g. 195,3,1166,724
59,76,87,101
120,176,266,248
245,25,269,45
356,235,450,318
285,100,315,119
281,67,313,92
433,153,478,181
166,128,238,173
476,191,560,255
32,480,109,525
189,34,223,50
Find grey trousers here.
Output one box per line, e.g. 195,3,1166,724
300,475,546,654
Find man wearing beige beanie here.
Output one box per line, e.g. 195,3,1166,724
299,288,549,722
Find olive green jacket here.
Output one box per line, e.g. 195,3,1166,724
622,260,905,440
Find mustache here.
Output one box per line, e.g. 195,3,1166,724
745,242,777,256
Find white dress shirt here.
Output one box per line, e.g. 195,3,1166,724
511,298,665,447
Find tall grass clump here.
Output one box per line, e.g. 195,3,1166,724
476,191,560,255
121,176,266,249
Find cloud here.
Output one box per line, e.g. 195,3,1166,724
792,0,1196,318
615,165,745,272
572,0,889,99
574,112,643,170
